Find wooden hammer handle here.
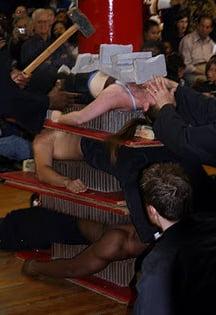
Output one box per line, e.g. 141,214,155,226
23,23,78,76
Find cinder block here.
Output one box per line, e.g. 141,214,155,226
99,44,133,65
134,54,167,84
71,53,99,73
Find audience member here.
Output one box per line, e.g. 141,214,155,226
8,16,33,68
45,7,56,30
179,14,216,86
20,8,75,94
20,8,56,93
12,5,28,20
143,19,161,42
194,54,216,96
166,52,185,83
163,8,189,52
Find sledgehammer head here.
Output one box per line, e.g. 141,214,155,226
68,8,95,38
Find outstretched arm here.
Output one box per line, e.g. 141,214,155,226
147,77,216,165
22,225,147,279
33,129,86,193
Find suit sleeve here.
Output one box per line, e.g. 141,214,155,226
152,86,216,165
0,51,49,134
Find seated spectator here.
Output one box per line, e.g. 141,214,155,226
55,8,71,28
141,39,164,56
0,118,33,162
179,14,216,86
12,5,28,20
143,19,161,42
163,8,189,53
45,7,56,31
8,16,33,69
194,54,216,96
51,20,76,66
163,41,173,58
20,8,56,93
20,8,75,94
166,52,186,83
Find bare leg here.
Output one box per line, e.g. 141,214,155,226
22,224,148,279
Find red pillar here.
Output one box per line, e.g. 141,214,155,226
78,0,144,53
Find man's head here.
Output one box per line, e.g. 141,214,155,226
140,163,192,229
196,15,213,40
32,9,50,39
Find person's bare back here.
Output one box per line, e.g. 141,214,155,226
33,129,87,193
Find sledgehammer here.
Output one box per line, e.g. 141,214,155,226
23,8,95,76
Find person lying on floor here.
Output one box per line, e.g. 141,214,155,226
0,205,146,278
20,162,191,283
23,163,216,315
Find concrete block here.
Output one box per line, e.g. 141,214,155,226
71,53,99,73
99,44,133,65
134,54,167,84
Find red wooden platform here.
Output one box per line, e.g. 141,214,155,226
44,119,163,148
1,171,128,216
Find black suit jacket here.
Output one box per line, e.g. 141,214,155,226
0,49,49,134
153,86,216,166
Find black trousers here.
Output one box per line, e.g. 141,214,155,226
81,138,216,242
0,207,88,251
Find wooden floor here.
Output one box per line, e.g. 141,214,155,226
0,183,130,315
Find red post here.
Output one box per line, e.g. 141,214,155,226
78,0,144,53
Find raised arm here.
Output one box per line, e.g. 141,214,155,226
147,77,216,165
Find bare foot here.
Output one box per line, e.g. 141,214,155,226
50,110,62,122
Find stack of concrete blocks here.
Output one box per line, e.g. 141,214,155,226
43,44,166,291
70,44,167,84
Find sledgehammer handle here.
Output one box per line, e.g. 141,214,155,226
23,23,78,76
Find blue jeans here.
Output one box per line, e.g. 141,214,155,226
0,135,32,161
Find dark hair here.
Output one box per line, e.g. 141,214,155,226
197,14,213,25
141,40,164,56
106,118,148,163
175,8,189,22
143,19,159,34
166,52,185,82
140,163,192,221
205,54,216,76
